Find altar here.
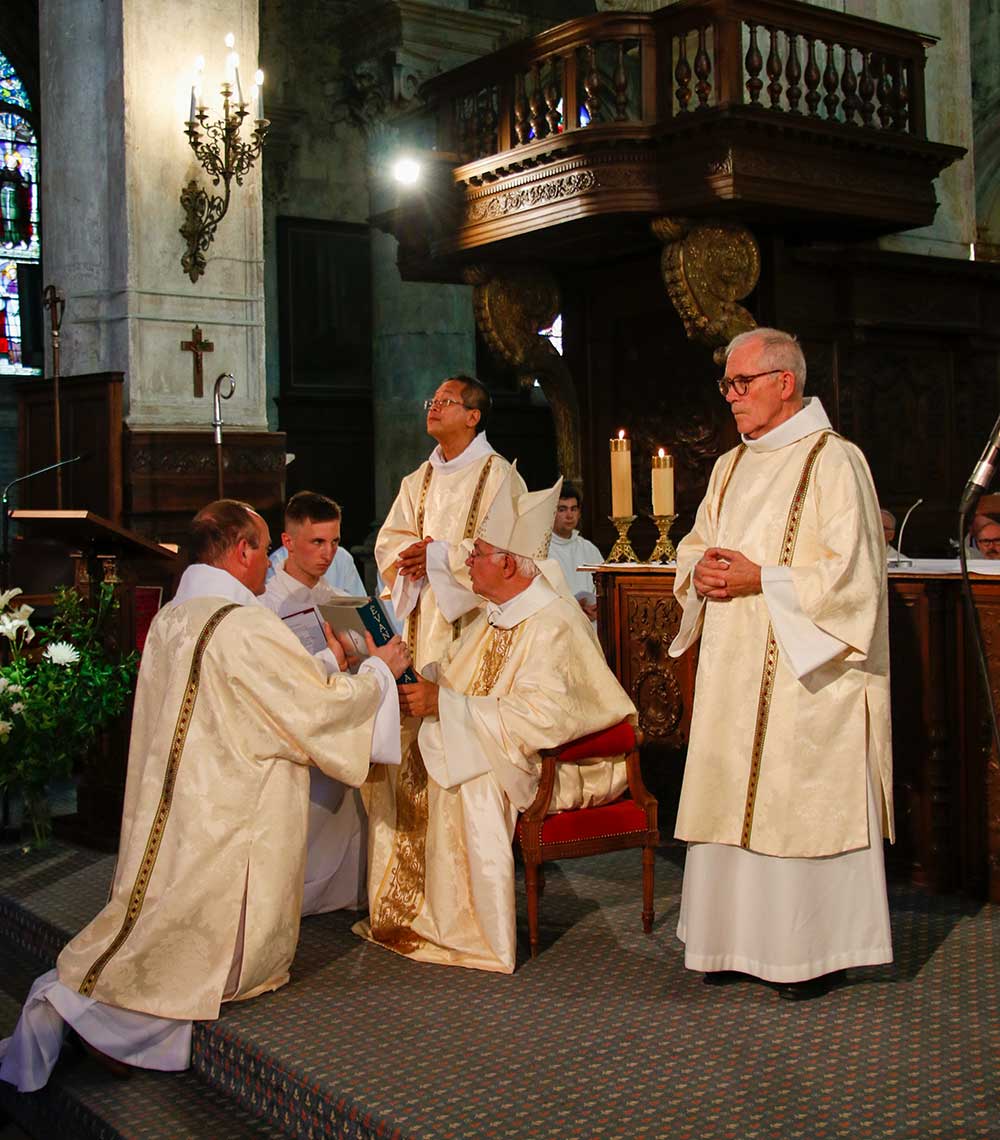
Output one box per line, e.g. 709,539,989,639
594,562,1000,905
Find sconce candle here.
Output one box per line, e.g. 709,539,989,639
610,430,632,517
254,69,264,119
651,448,674,515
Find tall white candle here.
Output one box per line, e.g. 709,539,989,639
610,430,632,517
255,69,264,119
651,448,674,515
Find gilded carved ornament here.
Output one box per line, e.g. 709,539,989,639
464,265,583,489
652,217,760,354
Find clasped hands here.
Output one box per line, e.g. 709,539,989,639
396,537,433,581
693,547,762,601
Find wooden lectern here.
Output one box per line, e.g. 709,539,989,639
10,510,179,850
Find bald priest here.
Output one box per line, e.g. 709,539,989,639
0,500,409,1092
357,475,637,973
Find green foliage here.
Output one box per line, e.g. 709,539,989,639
0,583,138,845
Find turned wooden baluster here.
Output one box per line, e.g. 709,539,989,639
514,72,530,145
529,61,547,139
822,41,840,120
785,31,802,113
612,43,628,120
894,59,909,132
694,25,712,110
675,31,692,114
875,54,892,128
858,51,875,127
745,23,763,105
460,95,476,161
584,43,601,123
766,26,783,108
841,45,859,124
479,87,498,156
545,58,563,134
804,36,821,116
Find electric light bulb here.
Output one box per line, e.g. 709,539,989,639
392,157,421,186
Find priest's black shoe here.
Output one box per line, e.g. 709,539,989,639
775,970,846,1002
702,970,750,987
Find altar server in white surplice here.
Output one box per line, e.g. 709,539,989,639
358,475,636,974
262,490,372,917
668,327,894,1001
0,501,409,1092
549,483,603,623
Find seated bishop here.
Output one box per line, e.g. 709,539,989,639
0,500,409,1092
261,490,376,916
356,475,637,974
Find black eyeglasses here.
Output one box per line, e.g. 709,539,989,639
717,369,782,398
423,398,470,412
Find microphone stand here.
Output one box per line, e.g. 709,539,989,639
212,373,236,499
888,497,923,568
1,455,84,591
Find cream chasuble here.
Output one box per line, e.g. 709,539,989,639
670,399,893,858
56,587,384,1020
358,578,635,973
375,433,525,671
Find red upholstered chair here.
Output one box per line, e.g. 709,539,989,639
515,720,658,958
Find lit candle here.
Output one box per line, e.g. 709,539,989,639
254,69,264,119
189,85,196,122
651,448,674,515
610,429,632,517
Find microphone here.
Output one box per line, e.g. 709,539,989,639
889,497,922,568
1,454,86,590
959,413,1000,517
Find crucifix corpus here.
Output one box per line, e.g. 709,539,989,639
181,325,214,397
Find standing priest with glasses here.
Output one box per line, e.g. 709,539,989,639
668,327,894,1001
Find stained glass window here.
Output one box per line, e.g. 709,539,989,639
0,49,40,377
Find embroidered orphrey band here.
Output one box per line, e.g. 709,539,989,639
78,603,240,996
740,433,831,849
715,445,747,521
470,626,519,696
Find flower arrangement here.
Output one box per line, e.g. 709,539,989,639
0,583,138,847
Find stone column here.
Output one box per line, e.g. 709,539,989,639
39,0,267,428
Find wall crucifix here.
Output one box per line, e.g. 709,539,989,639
181,324,214,397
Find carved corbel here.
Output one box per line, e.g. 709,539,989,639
652,217,760,356
464,265,582,490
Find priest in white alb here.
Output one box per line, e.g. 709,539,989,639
358,475,636,973
668,327,893,1000
261,490,376,916
0,500,409,1092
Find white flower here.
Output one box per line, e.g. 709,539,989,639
0,615,28,641
13,603,33,622
0,677,7,694
10,701,23,714
0,718,11,739
7,684,21,694
43,641,80,667
0,587,23,610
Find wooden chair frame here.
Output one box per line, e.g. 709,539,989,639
516,724,658,958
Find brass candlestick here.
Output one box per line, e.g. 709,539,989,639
606,515,639,563
648,514,677,563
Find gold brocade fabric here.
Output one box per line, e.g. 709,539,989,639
360,586,636,973
673,429,893,858
57,598,383,1020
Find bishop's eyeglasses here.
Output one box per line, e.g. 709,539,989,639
717,369,782,398
423,397,470,412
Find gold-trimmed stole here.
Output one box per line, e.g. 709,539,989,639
740,432,832,849
79,602,240,996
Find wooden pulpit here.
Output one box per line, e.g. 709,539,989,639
10,509,179,850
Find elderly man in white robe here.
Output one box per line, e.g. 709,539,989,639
0,500,409,1092
668,327,893,1000
262,490,375,917
357,476,636,973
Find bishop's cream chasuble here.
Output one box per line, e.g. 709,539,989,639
358,578,636,973
56,594,383,1020
670,399,893,858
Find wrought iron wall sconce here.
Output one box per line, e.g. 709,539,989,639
180,36,269,283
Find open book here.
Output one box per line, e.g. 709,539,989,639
280,595,417,684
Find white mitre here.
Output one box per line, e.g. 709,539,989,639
477,468,573,596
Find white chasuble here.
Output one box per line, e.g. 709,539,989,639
56,595,383,1020
670,399,893,858
358,578,635,973
375,434,525,671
